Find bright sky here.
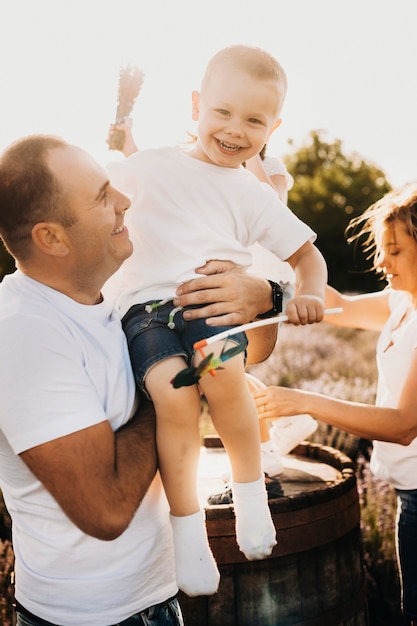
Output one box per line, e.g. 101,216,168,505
2,0,417,187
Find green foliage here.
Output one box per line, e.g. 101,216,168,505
284,130,392,293
0,539,14,625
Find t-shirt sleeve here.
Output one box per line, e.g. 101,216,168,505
239,182,316,261
0,315,109,454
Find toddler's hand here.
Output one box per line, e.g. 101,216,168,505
285,295,324,326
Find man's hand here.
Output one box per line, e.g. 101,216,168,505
174,260,274,327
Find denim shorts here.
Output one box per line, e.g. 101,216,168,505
122,300,247,395
395,488,417,620
16,595,184,626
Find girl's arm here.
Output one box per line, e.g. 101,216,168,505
324,284,390,332
244,154,290,203
254,348,417,445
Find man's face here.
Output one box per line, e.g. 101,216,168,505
47,145,133,285
191,64,281,168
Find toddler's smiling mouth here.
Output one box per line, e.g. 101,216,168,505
215,139,242,152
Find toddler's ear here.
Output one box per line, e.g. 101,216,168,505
267,118,282,140
191,91,200,122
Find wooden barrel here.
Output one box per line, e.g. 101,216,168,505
178,441,369,626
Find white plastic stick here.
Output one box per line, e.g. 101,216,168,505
194,307,343,350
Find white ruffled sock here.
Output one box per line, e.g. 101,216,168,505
170,510,220,597
231,476,277,560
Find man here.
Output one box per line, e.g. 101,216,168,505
0,135,180,625
0,135,276,625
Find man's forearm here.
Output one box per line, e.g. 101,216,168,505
115,400,158,504
20,401,158,541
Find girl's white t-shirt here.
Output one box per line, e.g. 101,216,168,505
371,289,417,489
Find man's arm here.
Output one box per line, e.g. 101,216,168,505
20,400,157,540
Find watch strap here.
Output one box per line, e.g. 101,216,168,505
257,280,283,319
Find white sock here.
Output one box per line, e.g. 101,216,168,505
170,510,220,596
260,440,283,476
261,440,275,453
231,476,277,560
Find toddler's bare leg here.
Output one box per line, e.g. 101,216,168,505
199,347,276,560
146,357,219,596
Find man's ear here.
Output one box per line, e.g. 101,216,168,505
31,222,69,257
267,118,282,141
191,90,200,122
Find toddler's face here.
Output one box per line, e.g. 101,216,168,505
191,64,282,168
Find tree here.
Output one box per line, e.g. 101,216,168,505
284,130,392,293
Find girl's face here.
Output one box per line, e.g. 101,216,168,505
377,221,417,300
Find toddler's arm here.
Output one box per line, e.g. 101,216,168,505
284,241,327,325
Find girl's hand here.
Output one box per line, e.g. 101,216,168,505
254,386,307,420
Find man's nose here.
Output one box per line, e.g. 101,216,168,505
117,191,131,213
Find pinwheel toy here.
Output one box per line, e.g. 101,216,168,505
171,341,246,388
170,308,342,388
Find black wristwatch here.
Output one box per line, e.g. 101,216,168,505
257,280,283,318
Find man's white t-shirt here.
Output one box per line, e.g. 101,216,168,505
0,271,176,625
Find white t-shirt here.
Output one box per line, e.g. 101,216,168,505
370,289,417,489
106,146,315,317
262,154,294,190
0,271,176,625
